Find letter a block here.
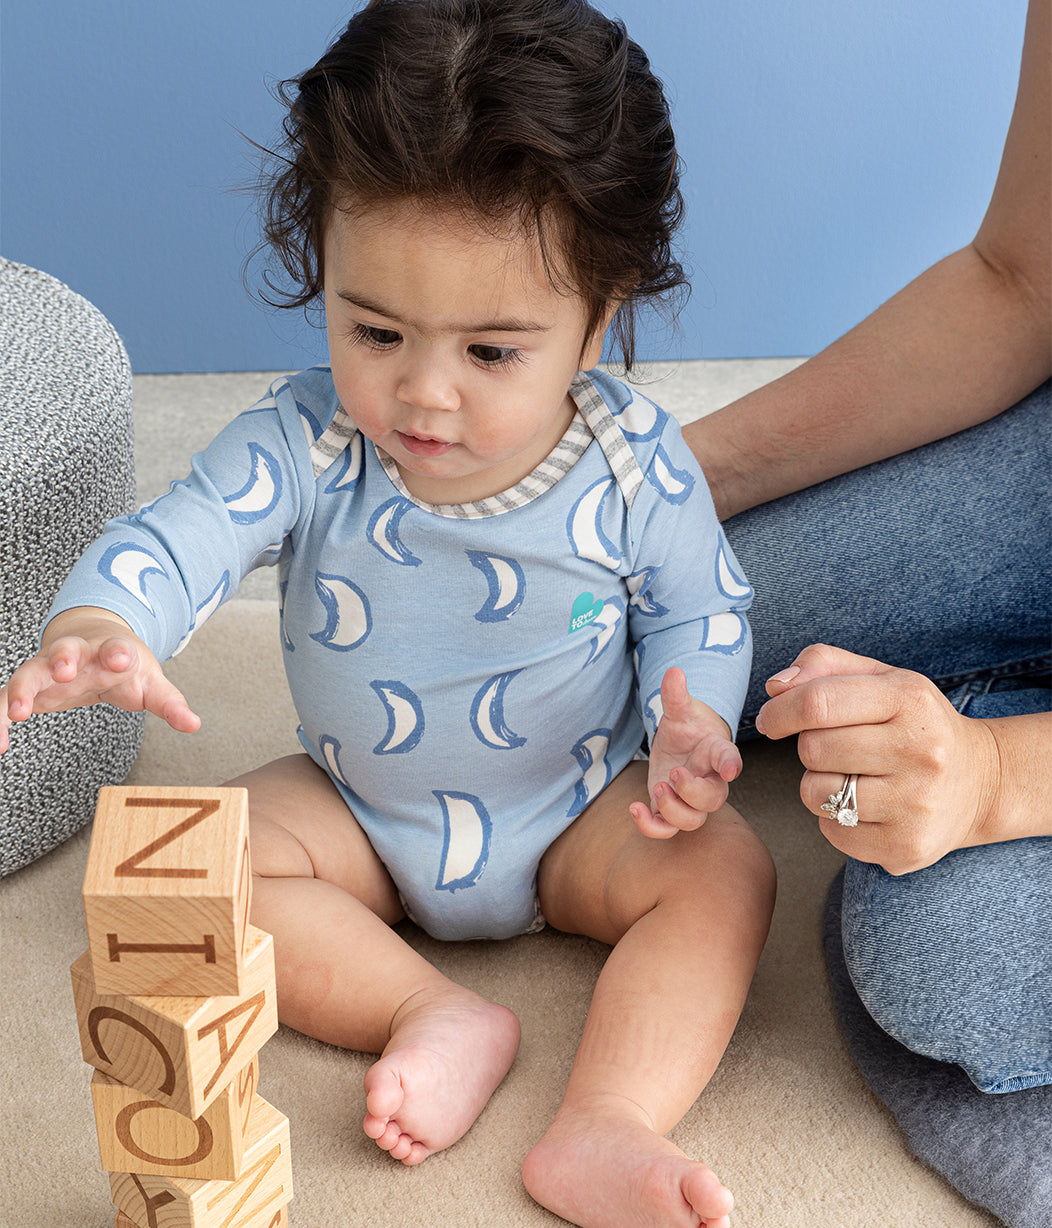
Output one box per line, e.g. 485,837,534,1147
109,1096,292,1227
72,927,278,1118
92,1058,258,1181
84,787,251,996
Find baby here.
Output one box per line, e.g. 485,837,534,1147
1,3,775,1225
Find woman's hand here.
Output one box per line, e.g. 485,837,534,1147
0,606,200,753
754,643,1007,874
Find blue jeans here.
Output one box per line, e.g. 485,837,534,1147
726,380,1052,1092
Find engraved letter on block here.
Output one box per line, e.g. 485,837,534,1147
83,787,251,996
109,1095,293,1228
72,926,277,1118
92,1058,258,1182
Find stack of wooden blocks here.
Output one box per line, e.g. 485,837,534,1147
71,785,294,1227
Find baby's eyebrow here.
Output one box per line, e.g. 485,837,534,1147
336,290,552,336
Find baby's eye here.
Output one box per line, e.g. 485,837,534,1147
469,344,523,369
352,323,401,349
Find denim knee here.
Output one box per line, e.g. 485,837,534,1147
840,840,1052,1093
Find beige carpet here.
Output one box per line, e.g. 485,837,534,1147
1,364,1001,1226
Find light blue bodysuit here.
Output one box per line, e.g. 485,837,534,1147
49,367,753,939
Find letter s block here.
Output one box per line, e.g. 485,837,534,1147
72,926,278,1119
83,787,251,996
109,1095,292,1228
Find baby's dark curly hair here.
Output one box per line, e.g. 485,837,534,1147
257,0,687,370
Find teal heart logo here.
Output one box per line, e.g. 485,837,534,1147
569,592,604,634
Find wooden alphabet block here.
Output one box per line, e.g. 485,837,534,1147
109,1095,292,1228
92,1059,258,1181
114,1204,288,1228
72,927,278,1118
83,787,251,996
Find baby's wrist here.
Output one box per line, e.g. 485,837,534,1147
41,606,136,649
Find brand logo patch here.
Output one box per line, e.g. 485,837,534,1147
569,592,604,634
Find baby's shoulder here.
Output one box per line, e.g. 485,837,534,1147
267,365,344,441
578,370,702,509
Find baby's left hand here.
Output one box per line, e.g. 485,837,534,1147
630,667,741,839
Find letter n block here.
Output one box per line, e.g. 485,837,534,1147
72,926,278,1118
109,1095,292,1227
83,787,251,996
92,1058,258,1181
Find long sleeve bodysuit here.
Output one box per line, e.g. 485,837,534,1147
50,367,753,939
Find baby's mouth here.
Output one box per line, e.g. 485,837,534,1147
396,431,456,457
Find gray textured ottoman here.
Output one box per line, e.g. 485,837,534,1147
0,259,144,875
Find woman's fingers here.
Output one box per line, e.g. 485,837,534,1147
757,669,914,741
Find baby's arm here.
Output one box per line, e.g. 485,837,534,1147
630,667,742,840
0,605,200,754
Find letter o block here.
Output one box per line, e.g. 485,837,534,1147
83,787,251,996
109,1095,292,1227
92,1060,258,1181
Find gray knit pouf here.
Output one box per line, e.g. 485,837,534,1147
0,259,145,876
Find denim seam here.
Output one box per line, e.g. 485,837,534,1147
934,653,1052,694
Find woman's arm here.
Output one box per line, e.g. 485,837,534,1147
686,0,1051,521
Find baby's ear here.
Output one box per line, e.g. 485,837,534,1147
579,301,620,370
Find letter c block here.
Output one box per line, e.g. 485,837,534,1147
71,926,277,1118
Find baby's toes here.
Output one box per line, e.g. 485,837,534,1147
385,1128,414,1159
362,1111,391,1142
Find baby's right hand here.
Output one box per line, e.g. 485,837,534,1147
0,606,201,754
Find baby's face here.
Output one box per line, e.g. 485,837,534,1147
323,201,606,505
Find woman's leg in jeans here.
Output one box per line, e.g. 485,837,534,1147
721,381,1051,1075
726,379,1051,738
721,382,1052,1215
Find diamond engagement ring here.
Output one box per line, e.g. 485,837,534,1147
821,773,860,827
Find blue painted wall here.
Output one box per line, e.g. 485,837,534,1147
1,1,1026,372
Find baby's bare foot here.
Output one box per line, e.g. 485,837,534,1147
522,1094,733,1227
362,983,520,1164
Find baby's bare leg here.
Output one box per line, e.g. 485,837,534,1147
523,762,775,1228
232,755,520,1164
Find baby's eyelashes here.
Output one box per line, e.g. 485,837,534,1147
351,322,402,350
468,344,524,370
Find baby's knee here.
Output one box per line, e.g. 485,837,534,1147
714,807,775,884
248,814,315,879
678,808,776,912
841,844,1052,1091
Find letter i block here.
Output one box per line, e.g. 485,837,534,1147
72,926,278,1119
83,787,251,996
109,1095,292,1227
92,1058,259,1181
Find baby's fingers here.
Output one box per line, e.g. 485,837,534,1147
684,733,742,785
664,770,730,821
141,674,202,734
3,650,67,718
629,801,680,839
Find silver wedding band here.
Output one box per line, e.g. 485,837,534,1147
820,773,860,827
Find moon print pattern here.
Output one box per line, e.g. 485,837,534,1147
46,367,752,941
